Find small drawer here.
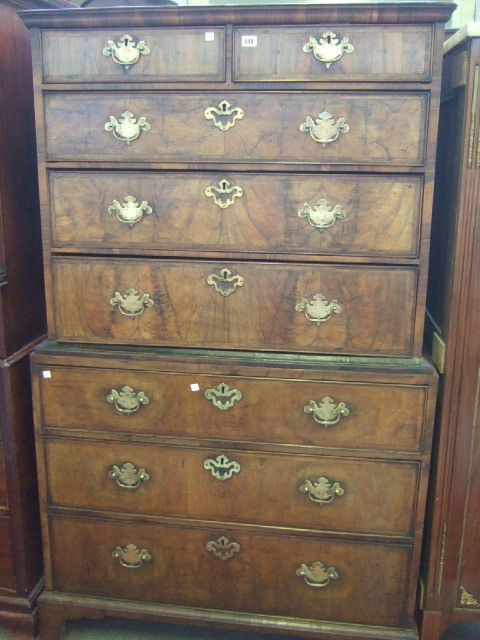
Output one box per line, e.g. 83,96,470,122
37,365,429,454
49,515,411,628
49,171,423,260
44,92,428,166
41,28,225,83
44,438,420,537
233,25,433,82
51,257,418,357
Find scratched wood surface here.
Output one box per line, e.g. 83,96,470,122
49,171,422,259
44,437,419,536
37,364,428,454
41,28,226,83
49,514,411,628
233,25,433,82
44,92,428,166
51,257,417,356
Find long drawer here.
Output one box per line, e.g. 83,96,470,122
51,257,417,357
41,28,226,83
49,171,422,259
49,515,412,628
36,365,429,454
44,92,428,165
44,438,419,537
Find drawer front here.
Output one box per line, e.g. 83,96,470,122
44,92,428,166
0,516,15,591
0,445,7,510
41,28,225,83
49,171,422,259
52,258,417,357
37,366,428,454
50,515,411,628
233,26,433,82
44,438,419,537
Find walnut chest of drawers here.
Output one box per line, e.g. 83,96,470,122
21,3,454,640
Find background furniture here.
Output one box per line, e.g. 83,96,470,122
0,0,73,635
421,22,480,640
22,4,453,640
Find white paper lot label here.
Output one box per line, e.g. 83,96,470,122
242,35,257,47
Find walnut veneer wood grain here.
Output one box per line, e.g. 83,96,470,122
51,258,417,356
44,92,428,165
41,28,226,83
37,365,428,454
233,25,434,82
49,515,411,628
49,171,422,259
44,437,419,537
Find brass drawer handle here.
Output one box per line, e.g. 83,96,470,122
298,198,346,229
204,383,243,411
295,294,342,325
110,288,154,317
103,34,151,70
296,561,339,588
300,111,349,148
207,268,244,297
206,536,241,561
204,454,241,481
205,100,244,132
300,476,345,504
107,385,150,415
205,179,244,209
105,111,150,145
303,31,354,69
108,196,153,228
112,544,151,569
304,397,350,427
108,462,150,489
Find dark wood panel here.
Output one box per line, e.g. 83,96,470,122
49,171,422,259
51,258,418,357
421,34,480,640
42,28,225,83
0,443,8,509
44,92,428,166
37,365,429,454
0,348,43,596
0,516,15,591
44,438,419,537
0,2,46,357
49,515,411,628
456,370,480,612
233,25,433,82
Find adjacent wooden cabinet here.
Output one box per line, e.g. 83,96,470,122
21,4,453,640
421,23,480,640
0,0,71,635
